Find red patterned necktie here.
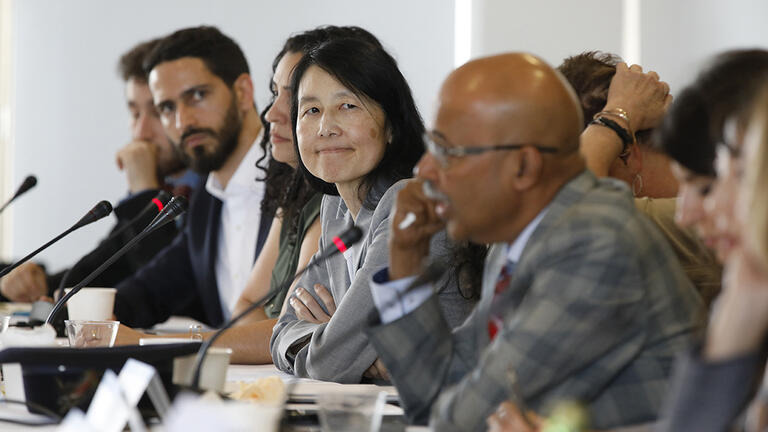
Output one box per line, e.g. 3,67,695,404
488,260,516,340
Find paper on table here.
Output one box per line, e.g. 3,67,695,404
286,402,403,416
224,364,399,403
290,381,399,403
164,393,282,432
150,316,211,334
226,364,294,382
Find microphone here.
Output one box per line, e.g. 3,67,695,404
0,175,37,215
45,196,188,325
189,225,364,389
0,200,113,278
54,191,173,300
102,190,173,243
17,175,37,196
71,200,114,230
320,226,364,260
143,194,189,233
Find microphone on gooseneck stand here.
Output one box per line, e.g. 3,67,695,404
54,190,173,300
0,200,113,278
0,175,37,215
103,190,173,243
141,195,188,234
189,225,364,389
45,196,189,325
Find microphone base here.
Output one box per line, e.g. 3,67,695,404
29,301,54,324
22,301,67,337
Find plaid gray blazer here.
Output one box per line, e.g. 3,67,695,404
366,170,705,431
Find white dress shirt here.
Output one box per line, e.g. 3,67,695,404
370,208,549,324
205,140,265,321
342,212,364,280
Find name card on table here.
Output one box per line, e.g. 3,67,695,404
57,358,170,432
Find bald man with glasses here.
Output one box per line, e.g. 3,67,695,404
365,53,705,431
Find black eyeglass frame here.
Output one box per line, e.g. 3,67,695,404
425,132,558,167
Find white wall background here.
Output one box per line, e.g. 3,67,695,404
469,0,624,68
0,0,12,260
4,0,455,271
641,0,768,92
467,0,768,94
4,0,768,271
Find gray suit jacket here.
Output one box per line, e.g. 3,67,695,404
367,171,705,431
270,179,475,382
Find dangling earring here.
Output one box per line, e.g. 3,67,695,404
632,173,644,196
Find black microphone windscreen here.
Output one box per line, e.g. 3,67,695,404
146,190,173,214
322,226,364,260
73,200,113,229
338,226,363,247
16,175,37,196
143,196,188,233
164,195,188,218
155,190,173,206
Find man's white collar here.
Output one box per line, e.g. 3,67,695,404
205,138,264,200
507,207,548,263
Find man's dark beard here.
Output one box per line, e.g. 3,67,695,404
178,98,242,174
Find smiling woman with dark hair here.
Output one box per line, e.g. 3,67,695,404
270,36,476,383
290,37,426,209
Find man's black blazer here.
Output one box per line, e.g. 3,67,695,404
114,179,272,328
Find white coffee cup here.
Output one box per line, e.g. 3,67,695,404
64,287,117,320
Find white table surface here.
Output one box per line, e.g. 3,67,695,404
0,314,425,430
0,363,429,431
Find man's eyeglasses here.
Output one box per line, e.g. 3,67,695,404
424,133,558,168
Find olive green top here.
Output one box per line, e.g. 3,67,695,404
263,194,323,318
